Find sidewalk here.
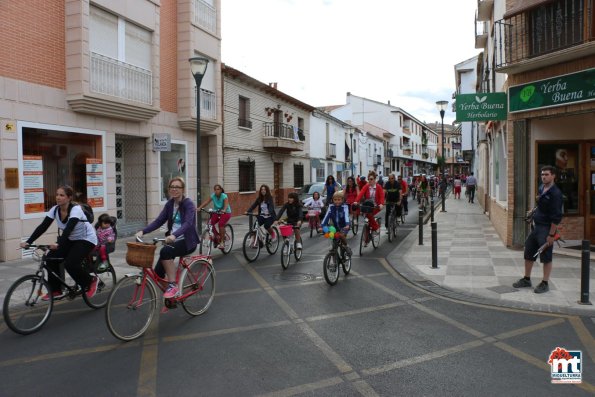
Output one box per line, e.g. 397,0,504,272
390,195,595,316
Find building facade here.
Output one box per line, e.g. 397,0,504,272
0,0,223,261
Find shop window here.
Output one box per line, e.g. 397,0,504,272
21,125,104,216
293,164,304,188
159,142,187,202
239,159,255,192
537,143,579,214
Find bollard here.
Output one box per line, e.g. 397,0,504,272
578,239,592,305
430,195,435,222
431,222,438,268
418,209,423,245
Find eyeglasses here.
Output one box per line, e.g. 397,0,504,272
169,186,184,190
368,177,375,180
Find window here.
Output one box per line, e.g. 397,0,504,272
238,96,252,128
239,159,255,192
293,164,304,187
529,0,585,57
316,164,325,182
20,124,105,217
159,142,187,202
327,162,333,177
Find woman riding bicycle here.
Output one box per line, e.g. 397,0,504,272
344,176,360,220
19,185,99,300
246,184,277,240
322,175,339,206
320,191,351,256
135,177,199,299
197,184,231,249
383,174,402,231
275,192,303,249
354,170,385,241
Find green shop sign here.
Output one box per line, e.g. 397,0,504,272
509,68,595,113
455,93,507,121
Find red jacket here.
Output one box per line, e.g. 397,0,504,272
355,183,385,206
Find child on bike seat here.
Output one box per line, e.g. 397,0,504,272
94,213,116,271
275,192,303,249
320,191,352,256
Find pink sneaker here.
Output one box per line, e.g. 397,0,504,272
86,276,99,298
41,290,63,301
163,284,180,299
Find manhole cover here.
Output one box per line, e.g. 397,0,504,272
273,272,318,282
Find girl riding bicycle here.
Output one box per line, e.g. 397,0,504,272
303,191,325,230
246,184,277,240
319,191,351,256
344,176,360,221
135,177,199,299
275,192,303,249
19,185,99,300
197,184,231,249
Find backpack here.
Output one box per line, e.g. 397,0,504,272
54,202,95,224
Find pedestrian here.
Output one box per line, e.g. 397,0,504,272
453,175,462,199
466,172,477,203
513,166,563,294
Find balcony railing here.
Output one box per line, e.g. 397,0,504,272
495,0,593,70
264,122,304,140
192,0,217,34
90,52,152,105
193,88,217,120
326,143,337,158
238,118,252,129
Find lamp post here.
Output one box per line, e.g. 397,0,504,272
189,57,209,232
436,100,448,212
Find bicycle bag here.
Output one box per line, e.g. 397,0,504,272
360,199,375,214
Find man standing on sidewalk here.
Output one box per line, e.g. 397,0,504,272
466,172,477,203
513,166,563,294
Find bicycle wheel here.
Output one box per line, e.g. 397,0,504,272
105,275,157,342
199,230,212,256
387,211,395,243
372,224,381,248
83,264,116,309
280,240,291,270
359,224,368,256
181,259,216,316
242,231,260,262
266,226,280,255
221,224,234,254
323,252,339,286
3,275,53,335
294,235,303,261
351,214,359,236
309,219,314,238
341,247,352,275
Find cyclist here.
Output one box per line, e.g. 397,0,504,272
355,170,385,246
383,174,402,231
397,174,408,215
344,176,360,222
197,184,231,249
417,175,429,209
135,177,199,299
322,175,340,206
246,184,277,241
275,192,303,249
319,191,351,256
19,185,99,300
303,191,325,229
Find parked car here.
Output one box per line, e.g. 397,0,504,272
297,182,326,217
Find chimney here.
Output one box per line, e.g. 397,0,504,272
269,82,278,89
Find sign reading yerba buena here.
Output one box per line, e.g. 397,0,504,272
455,93,507,121
509,68,595,113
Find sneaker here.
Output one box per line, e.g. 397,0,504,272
218,243,225,249
512,278,532,288
41,290,63,301
363,241,369,248
97,260,109,272
163,284,180,299
296,242,303,249
534,281,549,294
345,246,353,257
86,276,99,298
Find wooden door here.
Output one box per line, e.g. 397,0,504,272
274,163,284,206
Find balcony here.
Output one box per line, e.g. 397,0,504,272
402,148,412,157
68,52,159,121
385,149,394,158
263,122,304,152
495,1,595,73
192,0,217,35
477,0,494,21
475,15,488,49
238,118,252,129
179,88,220,134
326,143,337,159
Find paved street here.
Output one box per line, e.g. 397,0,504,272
0,196,594,396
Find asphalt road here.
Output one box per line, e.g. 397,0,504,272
1,206,594,396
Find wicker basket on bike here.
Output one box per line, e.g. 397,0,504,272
359,199,375,214
125,242,157,268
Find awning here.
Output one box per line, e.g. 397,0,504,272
504,0,553,18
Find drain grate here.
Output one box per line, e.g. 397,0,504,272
273,272,319,282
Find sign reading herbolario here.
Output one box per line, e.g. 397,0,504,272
509,68,595,113
455,93,507,121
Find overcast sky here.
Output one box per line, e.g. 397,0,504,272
221,0,481,125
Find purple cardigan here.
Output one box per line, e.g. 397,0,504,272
142,197,199,252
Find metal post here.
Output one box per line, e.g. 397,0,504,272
418,209,423,245
579,240,592,305
430,194,435,222
440,111,447,212
195,84,202,233
431,222,438,268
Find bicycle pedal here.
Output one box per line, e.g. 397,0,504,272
164,298,178,309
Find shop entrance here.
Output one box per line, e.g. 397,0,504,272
589,143,595,244
115,137,147,236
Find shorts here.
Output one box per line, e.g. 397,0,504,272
257,215,275,229
524,223,553,263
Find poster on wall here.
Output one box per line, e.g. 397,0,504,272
86,158,104,208
23,155,45,214
537,143,579,214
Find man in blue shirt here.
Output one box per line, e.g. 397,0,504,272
513,166,563,294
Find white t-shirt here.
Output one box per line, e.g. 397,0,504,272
368,185,377,204
304,197,324,210
49,204,98,245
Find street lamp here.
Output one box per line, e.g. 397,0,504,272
189,56,209,231
436,100,448,212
